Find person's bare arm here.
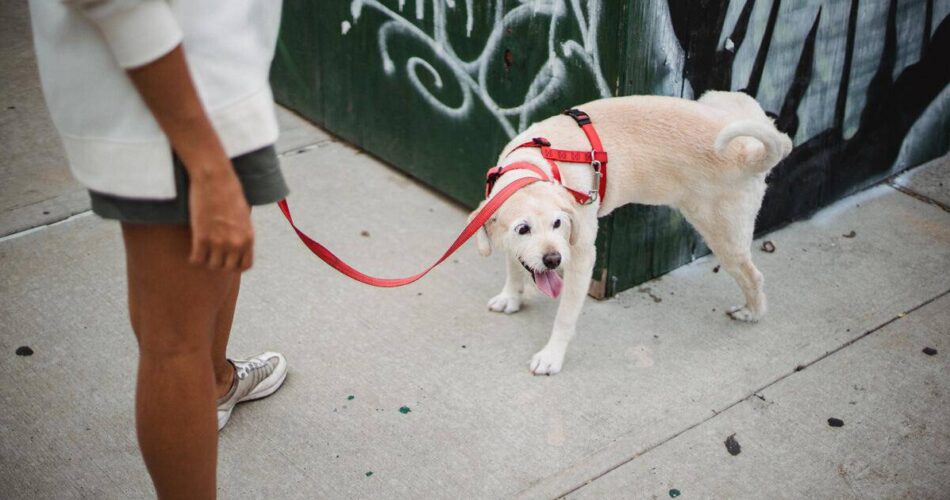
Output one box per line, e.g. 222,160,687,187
127,45,254,272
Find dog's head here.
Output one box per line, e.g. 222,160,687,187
468,182,578,298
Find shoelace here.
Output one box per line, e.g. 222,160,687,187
235,358,271,395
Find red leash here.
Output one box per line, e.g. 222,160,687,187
278,108,607,288
277,175,540,287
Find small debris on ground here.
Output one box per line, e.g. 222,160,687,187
922,347,938,356
360,230,370,237
842,230,857,238
399,406,411,414
365,471,373,477
669,488,681,498
794,364,805,372
828,417,844,427
347,395,355,400
724,434,741,456
760,240,776,253
461,345,467,349
713,265,720,273
15,346,33,356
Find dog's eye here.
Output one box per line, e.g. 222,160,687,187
515,224,530,235
553,219,561,229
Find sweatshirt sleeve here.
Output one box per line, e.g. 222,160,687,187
61,0,183,69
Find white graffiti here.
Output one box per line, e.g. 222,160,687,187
349,0,612,138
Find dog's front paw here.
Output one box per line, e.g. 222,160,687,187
488,293,521,314
529,347,565,375
727,305,761,323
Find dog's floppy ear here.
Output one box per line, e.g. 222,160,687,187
466,200,493,257
568,209,579,246
554,190,580,246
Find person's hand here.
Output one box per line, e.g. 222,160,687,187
187,166,254,272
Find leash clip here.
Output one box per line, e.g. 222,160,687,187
581,170,601,205
581,150,602,205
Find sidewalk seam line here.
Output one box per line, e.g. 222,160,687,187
885,180,950,213
0,210,93,243
553,287,950,499
277,138,336,159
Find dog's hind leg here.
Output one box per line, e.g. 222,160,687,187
681,198,767,322
722,258,765,322
488,255,526,314
529,242,596,375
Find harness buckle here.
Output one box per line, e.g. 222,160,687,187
591,150,602,170
564,108,592,126
485,166,504,195
580,170,601,205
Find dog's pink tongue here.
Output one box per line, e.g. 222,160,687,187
534,270,563,299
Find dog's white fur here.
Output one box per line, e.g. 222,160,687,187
469,91,793,375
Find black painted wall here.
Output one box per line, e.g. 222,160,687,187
666,0,949,231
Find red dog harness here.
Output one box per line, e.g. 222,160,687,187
278,108,607,287
485,108,607,204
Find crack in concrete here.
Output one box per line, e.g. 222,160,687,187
886,180,950,213
552,287,950,499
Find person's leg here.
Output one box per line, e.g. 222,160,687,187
212,274,240,399
123,223,237,499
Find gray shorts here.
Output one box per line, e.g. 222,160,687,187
89,146,288,225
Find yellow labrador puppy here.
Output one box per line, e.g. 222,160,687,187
470,91,793,375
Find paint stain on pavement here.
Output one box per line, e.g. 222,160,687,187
399,406,411,414
828,417,844,427
15,346,33,356
669,488,681,497
637,287,662,303
724,434,741,455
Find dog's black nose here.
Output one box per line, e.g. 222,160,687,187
542,252,561,269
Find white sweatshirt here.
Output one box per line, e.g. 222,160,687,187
29,0,283,199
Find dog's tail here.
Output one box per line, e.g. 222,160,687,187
714,120,793,174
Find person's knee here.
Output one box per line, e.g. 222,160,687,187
132,308,213,358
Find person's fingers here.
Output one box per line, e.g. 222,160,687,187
206,246,225,269
189,237,210,266
223,248,242,271
239,245,254,271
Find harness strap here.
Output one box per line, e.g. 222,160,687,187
277,175,541,287
485,161,550,197
498,108,608,204
486,159,595,204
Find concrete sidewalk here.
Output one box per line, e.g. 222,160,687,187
2,2,949,494
2,95,949,498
